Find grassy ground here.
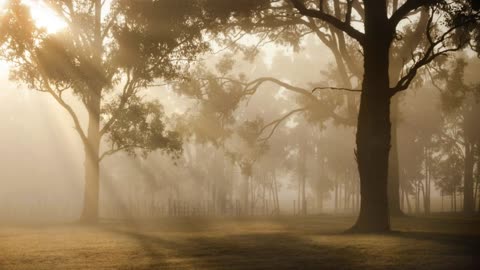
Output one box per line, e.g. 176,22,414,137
0,215,479,269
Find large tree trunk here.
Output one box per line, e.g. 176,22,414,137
80,99,101,223
80,0,102,223
350,1,392,233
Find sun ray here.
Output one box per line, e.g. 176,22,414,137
22,0,66,33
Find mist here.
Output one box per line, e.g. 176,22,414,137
0,1,479,269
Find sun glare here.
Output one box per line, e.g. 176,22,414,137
23,0,66,33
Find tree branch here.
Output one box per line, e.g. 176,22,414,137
38,73,88,147
258,107,307,142
244,77,314,98
100,70,135,137
312,86,361,93
390,8,478,95
389,0,440,30
289,0,365,45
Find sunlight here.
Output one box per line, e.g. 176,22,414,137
23,0,66,33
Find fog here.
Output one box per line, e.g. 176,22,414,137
0,37,477,223
0,1,479,269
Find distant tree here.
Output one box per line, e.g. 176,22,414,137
0,0,213,222
430,58,480,214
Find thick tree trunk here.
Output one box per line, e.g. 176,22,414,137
350,1,392,233
463,141,474,214
80,101,101,223
353,89,392,231
80,0,102,224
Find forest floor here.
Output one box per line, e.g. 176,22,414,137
0,215,479,270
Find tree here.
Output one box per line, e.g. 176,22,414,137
189,0,479,231
200,0,478,231
430,57,480,214
283,0,479,231
0,0,212,222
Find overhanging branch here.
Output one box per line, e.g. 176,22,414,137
289,0,365,45
389,0,440,30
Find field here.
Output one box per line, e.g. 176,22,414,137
0,215,479,270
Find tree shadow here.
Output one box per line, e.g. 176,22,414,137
101,219,479,270
105,228,362,270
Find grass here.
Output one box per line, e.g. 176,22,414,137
0,215,479,269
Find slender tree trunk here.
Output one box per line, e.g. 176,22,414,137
350,1,392,232
242,173,250,215
474,179,479,212
344,180,347,212
272,171,280,214
477,183,480,213
424,147,431,215
454,188,457,212
317,191,323,213
464,141,474,214
415,181,420,214
334,180,339,213
400,185,404,210
388,96,404,216
300,143,307,215
405,189,412,214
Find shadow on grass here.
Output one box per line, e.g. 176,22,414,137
106,228,360,270
103,221,479,270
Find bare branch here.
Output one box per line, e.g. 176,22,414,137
258,107,307,142
289,0,365,45
312,86,361,93
244,77,314,98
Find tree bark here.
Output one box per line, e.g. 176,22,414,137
79,0,102,224
350,1,392,233
80,97,101,223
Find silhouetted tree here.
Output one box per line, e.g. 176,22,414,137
194,0,479,231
